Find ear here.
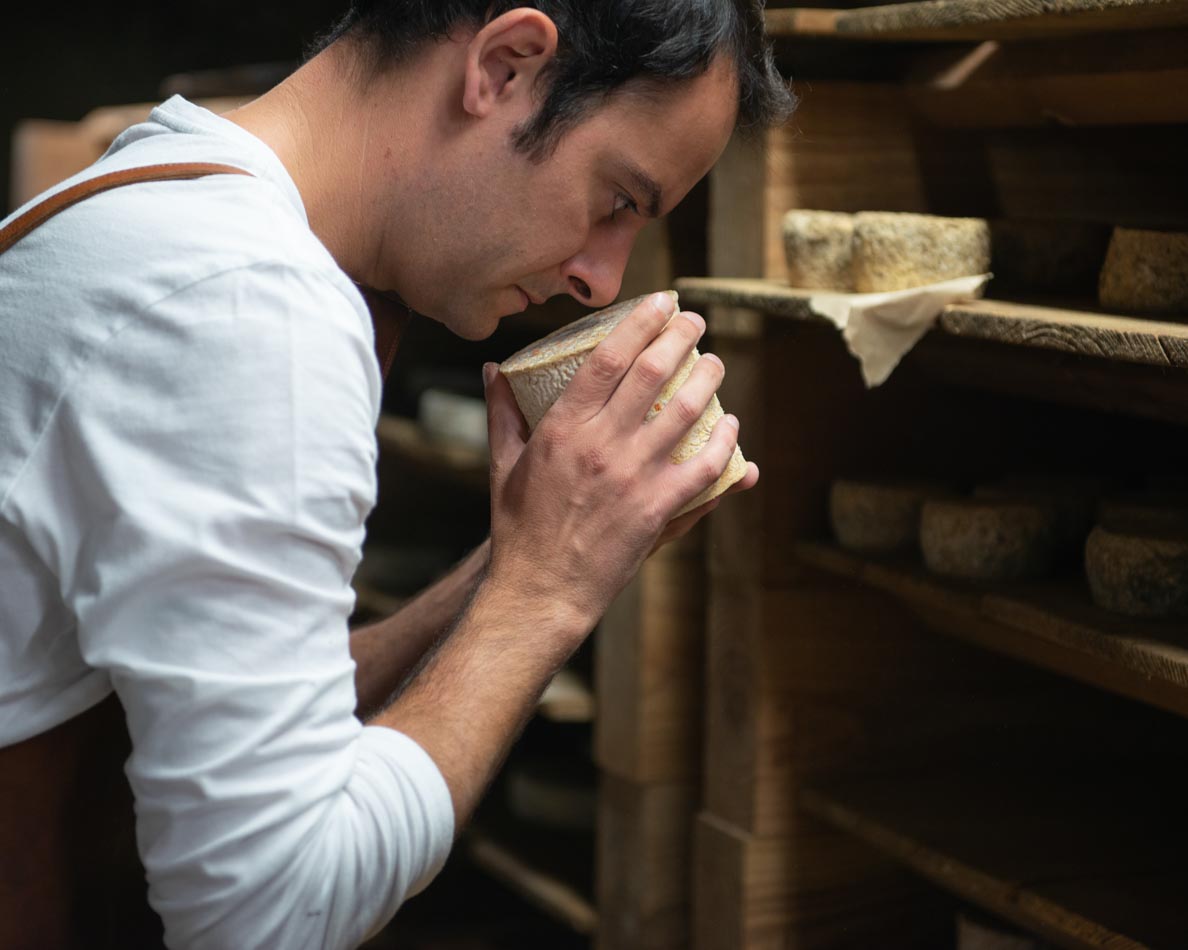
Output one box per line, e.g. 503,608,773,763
462,9,559,120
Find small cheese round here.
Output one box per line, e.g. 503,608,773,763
1085,525,1188,619
829,480,947,555
499,292,747,517
1098,227,1188,317
783,210,855,291
973,477,1102,558
852,212,991,293
920,498,1060,581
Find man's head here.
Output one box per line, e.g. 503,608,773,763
315,2,794,338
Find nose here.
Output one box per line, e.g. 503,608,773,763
562,225,637,309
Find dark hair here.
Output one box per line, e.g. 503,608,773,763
313,1,795,159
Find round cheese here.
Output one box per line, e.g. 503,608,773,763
920,498,1060,581
783,210,855,291
1098,227,1188,317
499,291,747,516
1085,525,1188,619
829,479,948,555
852,212,991,293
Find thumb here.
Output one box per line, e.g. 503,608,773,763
484,362,528,489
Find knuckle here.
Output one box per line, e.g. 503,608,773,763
587,347,628,383
699,454,723,485
578,445,612,477
670,394,703,429
635,355,669,388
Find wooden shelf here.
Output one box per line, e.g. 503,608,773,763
801,767,1188,949
795,540,1188,721
375,414,489,491
466,830,598,936
766,1,1188,42
676,278,1188,372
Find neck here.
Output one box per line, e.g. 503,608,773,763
224,42,431,288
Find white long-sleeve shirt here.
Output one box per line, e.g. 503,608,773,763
0,96,454,948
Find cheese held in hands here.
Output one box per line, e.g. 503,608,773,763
499,292,747,517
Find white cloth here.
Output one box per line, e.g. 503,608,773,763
806,274,991,387
0,97,454,949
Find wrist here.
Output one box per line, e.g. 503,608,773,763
474,560,595,654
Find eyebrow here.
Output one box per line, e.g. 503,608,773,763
621,161,664,219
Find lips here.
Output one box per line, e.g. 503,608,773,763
516,286,545,307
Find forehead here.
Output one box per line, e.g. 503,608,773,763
566,56,740,213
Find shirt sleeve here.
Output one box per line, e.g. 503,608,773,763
9,261,455,949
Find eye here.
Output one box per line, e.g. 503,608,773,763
611,191,639,223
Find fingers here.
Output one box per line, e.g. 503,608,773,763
605,310,706,431
644,351,724,451
552,293,677,422
484,363,529,492
669,414,741,512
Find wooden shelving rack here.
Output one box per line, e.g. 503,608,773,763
686,2,1188,946
765,0,1188,42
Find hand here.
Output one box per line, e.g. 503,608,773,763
483,293,750,634
649,460,759,555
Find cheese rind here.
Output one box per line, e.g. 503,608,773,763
1098,227,1188,317
783,210,855,291
920,498,1059,581
829,480,946,555
1085,525,1188,619
852,212,991,293
500,292,747,517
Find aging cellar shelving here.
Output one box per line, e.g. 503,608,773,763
765,0,1188,42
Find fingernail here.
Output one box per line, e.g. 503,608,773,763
682,311,706,334
651,292,676,317
703,352,724,370
724,414,739,430
483,363,498,386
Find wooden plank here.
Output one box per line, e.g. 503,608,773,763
767,1,1188,41
907,31,1188,128
795,541,1188,721
595,530,705,783
692,812,951,950
467,831,599,936
677,278,1188,373
596,777,697,950
801,767,1188,949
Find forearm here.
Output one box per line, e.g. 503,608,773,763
372,576,588,828
351,539,490,718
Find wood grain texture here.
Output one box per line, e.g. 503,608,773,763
801,767,1188,949
596,777,697,950
692,812,951,950
595,531,706,783
907,31,1188,128
795,541,1188,719
677,278,1188,371
767,0,1188,41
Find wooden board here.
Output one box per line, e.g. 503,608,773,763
467,831,598,936
906,30,1188,128
595,530,706,783
766,0,1188,41
692,812,952,950
800,767,1188,948
795,541,1188,721
677,278,1188,372
596,777,697,950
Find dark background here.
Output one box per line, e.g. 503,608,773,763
1,1,344,216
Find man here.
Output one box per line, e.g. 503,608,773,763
0,1,792,947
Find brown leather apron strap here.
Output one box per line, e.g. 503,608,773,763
0,161,410,375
